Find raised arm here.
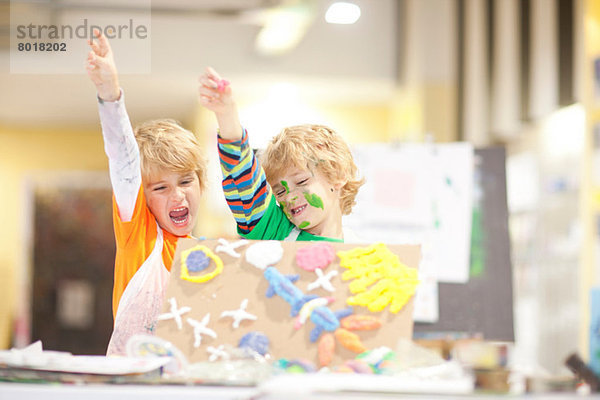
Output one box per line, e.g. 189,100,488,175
86,29,140,222
198,67,270,234
86,29,120,102
198,67,242,140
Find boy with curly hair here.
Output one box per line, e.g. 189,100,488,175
199,67,363,242
86,30,207,355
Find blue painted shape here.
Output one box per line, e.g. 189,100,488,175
239,331,270,356
186,250,210,272
264,267,304,307
290,294,318,317
310,307,340,332
309,325,323,343
334,307,354,320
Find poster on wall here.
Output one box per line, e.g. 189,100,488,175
343,142,474,323
344,142,474,284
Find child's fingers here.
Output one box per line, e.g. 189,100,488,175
87,51,96,65
198,86,219,102
87,38,100,55
198,85,222,103
205,66,222,81
203,67,230,93
87,51,103,68
87,53,113,74
198,74,219,90
88,30,99,50
217,79,230,93
199,94,213,104
93,28,111,55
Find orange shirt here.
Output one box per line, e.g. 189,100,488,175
111,185,180,318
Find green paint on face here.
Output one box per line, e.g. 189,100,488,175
279,200,292,220
299,221,310,229
304,192,324,209
281,180,290,194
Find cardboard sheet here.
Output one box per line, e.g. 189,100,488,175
155,239,420,366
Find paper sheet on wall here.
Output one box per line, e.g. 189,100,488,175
344,142,474,299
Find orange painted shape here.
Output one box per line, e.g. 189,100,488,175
340,315,382,331
334,328,366,353
318,333,336,367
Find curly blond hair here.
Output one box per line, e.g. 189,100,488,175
134,119,207,190
260,124,364,215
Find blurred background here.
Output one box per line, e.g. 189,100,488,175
0,0,599,376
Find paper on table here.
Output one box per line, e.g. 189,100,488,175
0,341,170,375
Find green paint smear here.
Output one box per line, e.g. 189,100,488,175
299,221,310,229
304,192,324,209
281,180,290,194
279,200,292,220
469,207,485,278
432,201,440,229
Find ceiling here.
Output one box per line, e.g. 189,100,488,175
0,0,398,128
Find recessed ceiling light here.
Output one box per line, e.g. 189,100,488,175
325,2,361,24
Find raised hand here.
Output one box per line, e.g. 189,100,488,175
198,67,235,115
198,67,241,140
86,29,120,102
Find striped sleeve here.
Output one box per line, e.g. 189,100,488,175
217,128,270,234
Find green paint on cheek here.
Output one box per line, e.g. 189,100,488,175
299,221,310,229
303,192,324,209
281,180,290,194
279,200,292,219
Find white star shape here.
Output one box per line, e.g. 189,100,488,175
187,314,217,348
215,238,249,258
157,297,191,330
206,344,230,362
219,298,257,328
307,268,338,292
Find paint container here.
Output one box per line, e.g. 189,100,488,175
472,368,511,392
126,334,189,377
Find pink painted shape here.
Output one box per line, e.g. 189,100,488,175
217,79,230,92
295,243,336,271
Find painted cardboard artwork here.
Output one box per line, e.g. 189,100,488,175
155,239,421,368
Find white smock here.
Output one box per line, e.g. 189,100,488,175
106,222,169,356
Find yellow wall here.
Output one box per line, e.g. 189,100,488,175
0,125,108,349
